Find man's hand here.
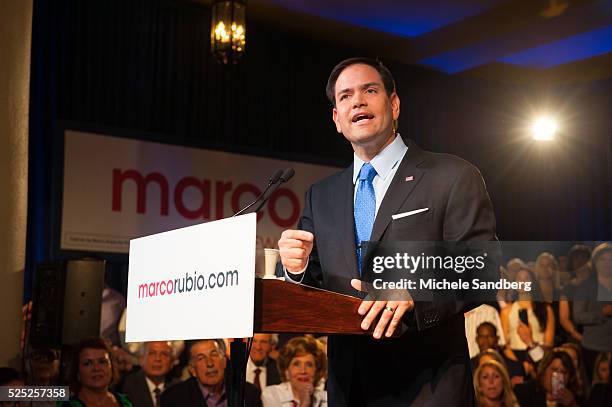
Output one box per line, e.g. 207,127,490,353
278,230,314,273
351,279,414,339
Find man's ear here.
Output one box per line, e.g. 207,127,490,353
332,108,342,134
390,92,400,121
188,363,196,377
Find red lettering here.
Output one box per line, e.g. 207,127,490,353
160,281,166,295
268,188,300,228
174,177,211,219
112,169,169,216
167,279,174,294
215,181,232,219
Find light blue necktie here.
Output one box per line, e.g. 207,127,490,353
354,162,377,275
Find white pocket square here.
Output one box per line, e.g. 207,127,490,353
392,208,429,220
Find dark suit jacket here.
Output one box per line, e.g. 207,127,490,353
297,139,497,407
121,369,178,407
263,358,282,387
160,377,262,407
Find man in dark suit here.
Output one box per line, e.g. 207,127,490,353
121,341,180,407
278,57,497,406
161,339,261,407
246,334,281,391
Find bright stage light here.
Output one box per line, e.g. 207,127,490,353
531,117,557,140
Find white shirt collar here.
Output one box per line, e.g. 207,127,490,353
145,376,165,394
247,357,268,371
352,134,408,184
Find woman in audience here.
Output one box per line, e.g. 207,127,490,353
573,243,612,381
61,337,132,407
515,348,583,407
262,336,327,407
559,245,592,343
534,252,560,303
501,267,555,364
592,352,610,384
560,343,588,401
588,354,611,407
474,359,520,407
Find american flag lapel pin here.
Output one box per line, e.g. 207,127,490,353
405,175,414,182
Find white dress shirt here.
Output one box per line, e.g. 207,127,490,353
351,134,408,215
261,382,327,407
145,376,165,406
285,134,408,281
246,357,268,388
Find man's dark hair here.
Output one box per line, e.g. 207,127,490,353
326,57,396,107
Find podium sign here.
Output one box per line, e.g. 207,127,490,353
126,213,256,342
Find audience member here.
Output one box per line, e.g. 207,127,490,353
501,267,555,363
101,285,127,347
515,348,583,407
121,341,180,407
246,334,281,392
573,243,612,381
161,339,261,407
25,347,60,386
560,343,589,400
261,336,327,407
471,323,527,385
465,305,506,358
61,337,132,407
592,352,610,385
473,360,520,407
587,355,611,407
559,245,592,344
0,367,25,407
534,252,560,303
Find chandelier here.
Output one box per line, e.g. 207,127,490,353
211,0,246,64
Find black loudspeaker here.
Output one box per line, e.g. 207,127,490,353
30,259,105,348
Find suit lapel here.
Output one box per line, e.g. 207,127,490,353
370,140,427,242
335,166,360,279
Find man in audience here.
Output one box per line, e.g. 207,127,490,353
246,334,281,391
471,322,527,385
122,341,180,407
464,304,505,358
161,339,261,407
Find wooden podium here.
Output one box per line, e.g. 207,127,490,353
227,278,372,407
254,277,373,335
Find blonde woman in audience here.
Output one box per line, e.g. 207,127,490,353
262,336,327,407
593,352,610,384
474,359,520,407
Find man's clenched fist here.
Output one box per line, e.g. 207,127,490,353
278,230,314,273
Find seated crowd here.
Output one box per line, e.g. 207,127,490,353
2,243,610,407
469,242,612,406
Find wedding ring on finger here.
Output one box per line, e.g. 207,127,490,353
384,306,395,313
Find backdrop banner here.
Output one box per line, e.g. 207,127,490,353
61,129,338,269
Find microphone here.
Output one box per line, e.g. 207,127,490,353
251,167,295,213
233,169,284,217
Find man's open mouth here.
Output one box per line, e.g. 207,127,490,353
352,113,374,123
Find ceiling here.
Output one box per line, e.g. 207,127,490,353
234,0,612,84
